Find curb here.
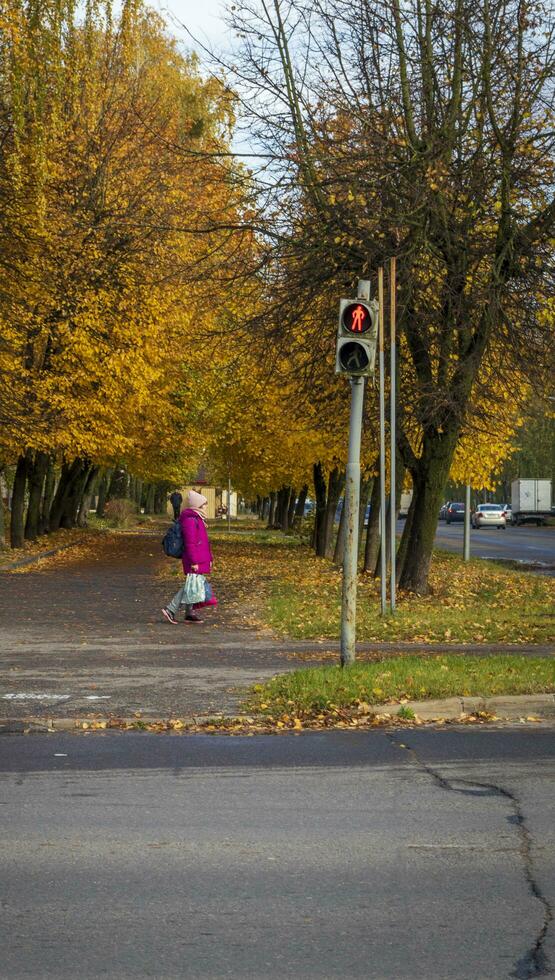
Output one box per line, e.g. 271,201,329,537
384,693,555,721
1,694,554,733
0,538,88,571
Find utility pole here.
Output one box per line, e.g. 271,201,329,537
378,267,387,616
341,373,365,665
389,257,397,612
463,484,471,560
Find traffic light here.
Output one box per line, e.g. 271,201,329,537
335,298,379,376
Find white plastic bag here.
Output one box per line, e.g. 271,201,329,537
183,573,206,604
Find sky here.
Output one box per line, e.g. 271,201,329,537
149,0,231,52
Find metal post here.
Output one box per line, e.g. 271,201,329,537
389,258,397,613
378,268,387,615
340,376,365,666
464,483,471,560
227,471,231,530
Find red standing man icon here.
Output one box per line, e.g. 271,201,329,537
350,305,366,332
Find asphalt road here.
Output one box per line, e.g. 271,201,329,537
1,728,554,979
430,521,555,572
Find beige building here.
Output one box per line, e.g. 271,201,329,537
168,485,238,520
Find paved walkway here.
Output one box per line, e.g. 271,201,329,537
0,529,552,721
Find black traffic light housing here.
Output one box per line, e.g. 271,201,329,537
335,298,379,376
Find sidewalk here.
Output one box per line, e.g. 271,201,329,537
0,528,553,724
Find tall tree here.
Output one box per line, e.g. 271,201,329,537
223,0,555,591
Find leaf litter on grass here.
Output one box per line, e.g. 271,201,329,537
160,530,555,645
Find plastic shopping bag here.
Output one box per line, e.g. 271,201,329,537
183,573,206,604
194,580,217,609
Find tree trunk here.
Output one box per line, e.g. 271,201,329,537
276,486,292,530
95,470,110,518
363,467,382,573
397,430,459,593
108,467,127,500
287,487,297,529
267,491,277,527
39,456,56,534
333,496,346,564
24,451,49,541
385,455,406,567
0,466,6,549
60,460,91,528
154,484,167,514
312,462,328,556
49,458,86,531
143,483,156,515
324,467,344,559
282,487,292,530
294,485,308,524
10,453,29,548
274,488,285,528
358,478,373,553
77,466,99,527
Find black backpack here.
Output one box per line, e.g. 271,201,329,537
161,520,184,558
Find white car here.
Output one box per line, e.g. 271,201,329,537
500,503,513,524
472,504,506,529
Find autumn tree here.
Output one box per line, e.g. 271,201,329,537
0,0,247,544
220,0,555,592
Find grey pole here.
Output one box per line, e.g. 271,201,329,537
378,267,387,615
389,258,397,612
340,376,364,666
463,483,471,560
227,469,232,530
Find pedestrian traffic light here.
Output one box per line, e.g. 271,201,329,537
335,298,379,376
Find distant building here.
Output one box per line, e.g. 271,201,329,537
167,481,237,520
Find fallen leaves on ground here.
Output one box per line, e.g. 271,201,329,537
6,528,113,574
60,707,511,735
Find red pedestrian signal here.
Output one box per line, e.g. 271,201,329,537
336,297,378,376
342,302,372,334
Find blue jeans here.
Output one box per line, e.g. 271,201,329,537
167,583,193,617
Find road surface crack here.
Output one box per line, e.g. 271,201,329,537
387,733,553,978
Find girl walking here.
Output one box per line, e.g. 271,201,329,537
162,490,214,624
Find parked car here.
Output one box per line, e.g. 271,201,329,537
445,502,465,524
500,503,513,524
472,503,506,529
439,502,451,520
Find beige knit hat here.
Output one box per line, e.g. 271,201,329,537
186,490,208,510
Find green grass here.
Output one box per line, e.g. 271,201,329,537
263,548,555,644
247,656,555,717
202,522,554,645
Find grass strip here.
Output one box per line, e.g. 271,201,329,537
247,656,555,718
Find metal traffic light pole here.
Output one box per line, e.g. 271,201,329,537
340,278,370,666
390,257,397,612
378,268,387,616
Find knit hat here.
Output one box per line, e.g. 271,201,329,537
186,490,208,510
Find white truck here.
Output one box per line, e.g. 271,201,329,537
511,479,553,526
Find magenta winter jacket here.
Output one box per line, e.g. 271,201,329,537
179,509,213,575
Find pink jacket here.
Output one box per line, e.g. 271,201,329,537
179,509,213,575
